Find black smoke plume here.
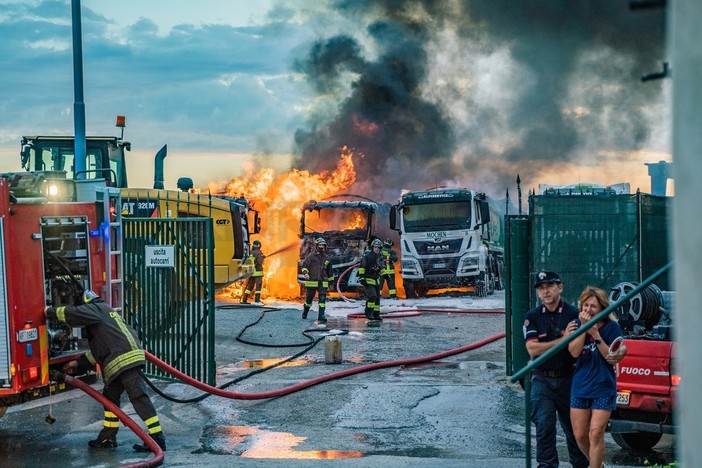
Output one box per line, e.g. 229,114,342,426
293,0,666,201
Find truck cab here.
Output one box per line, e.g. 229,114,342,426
298,199,378,292
389,187,504,298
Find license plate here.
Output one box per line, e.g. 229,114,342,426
432,262,446,269
18,327,39,343
616,390,631,406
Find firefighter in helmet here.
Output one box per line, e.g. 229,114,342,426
359,238,384,320
379,237,399,299
301,237,334,323
241,239,265,305
44,290,166,452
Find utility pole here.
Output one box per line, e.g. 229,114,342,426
71,0,86,178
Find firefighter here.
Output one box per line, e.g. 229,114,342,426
359,238,384,321
44,290,166,452
301,237,334,323
241,240,265,304
379,238,399,299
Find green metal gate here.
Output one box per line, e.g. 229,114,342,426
123,218,216,385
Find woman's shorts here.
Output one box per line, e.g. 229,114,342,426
571,395,617,411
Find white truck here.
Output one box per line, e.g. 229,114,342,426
389,187,504,298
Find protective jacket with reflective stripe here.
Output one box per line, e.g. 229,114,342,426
247,248,265,277
301,251,334,288
46,300,145,385
359,250,383,285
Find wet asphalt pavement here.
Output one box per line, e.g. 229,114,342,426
0,292,675,467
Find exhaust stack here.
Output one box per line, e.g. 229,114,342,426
153,144,168,189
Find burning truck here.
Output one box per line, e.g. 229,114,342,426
298,199,379,293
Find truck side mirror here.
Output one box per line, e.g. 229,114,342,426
479,200,491,224
389,205,398,231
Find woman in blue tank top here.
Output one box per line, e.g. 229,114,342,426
568,286,624,468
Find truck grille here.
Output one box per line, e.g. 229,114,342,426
413,238,463,255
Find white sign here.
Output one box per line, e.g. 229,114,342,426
145,245,175,268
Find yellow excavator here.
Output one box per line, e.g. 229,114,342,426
19,117,259,290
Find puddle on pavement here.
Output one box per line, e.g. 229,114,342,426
195,425,364,459
241,357,310,369
401,361,460,369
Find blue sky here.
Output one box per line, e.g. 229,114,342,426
0,1,672,197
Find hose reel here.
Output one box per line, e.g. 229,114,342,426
608,281,663,329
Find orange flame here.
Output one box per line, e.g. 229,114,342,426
211,147,357,300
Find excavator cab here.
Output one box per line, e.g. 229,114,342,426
19,135,128,188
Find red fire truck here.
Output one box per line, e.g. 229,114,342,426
0,170,121,419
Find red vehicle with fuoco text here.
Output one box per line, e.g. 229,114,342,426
607,282,677,451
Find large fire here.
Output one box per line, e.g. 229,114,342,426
207,147,357,301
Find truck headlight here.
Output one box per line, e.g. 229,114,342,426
401,259,420,274
459,254,479,273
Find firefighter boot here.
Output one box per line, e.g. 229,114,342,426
302,306,310,319
253,293,262,305
88,436,117,449
133,432,167,452
317,310,327,324
240,294,249,304
372,312,383,322
364,307,373,320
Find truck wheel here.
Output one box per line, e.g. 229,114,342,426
474,280,487,297
611,431,662,451
495,260,505,290
404,283,416,299
487,270,495,296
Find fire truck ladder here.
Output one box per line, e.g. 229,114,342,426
96,186,123,313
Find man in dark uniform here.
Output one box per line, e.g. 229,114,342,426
359,238,384,321
45,290,166,452
379,238,399,299
241,239,265,304
523,271,587,468
301,237,335,323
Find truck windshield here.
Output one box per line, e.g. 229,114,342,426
304,208,369,235
401,201,471,232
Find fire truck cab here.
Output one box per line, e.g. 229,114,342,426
0,170,120,418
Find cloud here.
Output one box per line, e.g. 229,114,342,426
0,0,315,156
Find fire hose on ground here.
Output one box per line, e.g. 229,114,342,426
142,331,505,400
336,262,504,318
58,307,505,467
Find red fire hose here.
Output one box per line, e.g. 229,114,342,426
144,331,505,400
62,374,164,468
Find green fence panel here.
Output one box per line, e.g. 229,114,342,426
504,216,531,376
123,217,216,385
528,192,670,307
